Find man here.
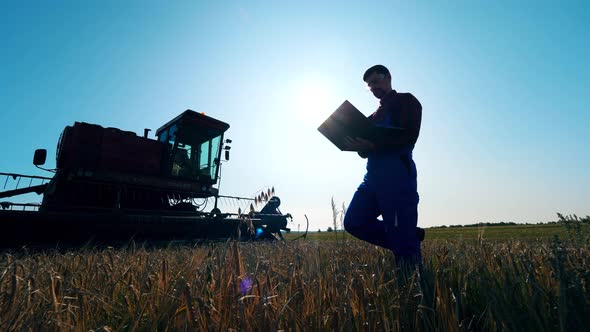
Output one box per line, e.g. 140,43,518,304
343,64,423,263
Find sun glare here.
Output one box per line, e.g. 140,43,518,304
293,80,336,128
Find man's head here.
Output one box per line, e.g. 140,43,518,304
363,65,392,100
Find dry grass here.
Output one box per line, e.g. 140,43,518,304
0,236,589,331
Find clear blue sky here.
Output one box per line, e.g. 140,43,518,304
1,1,588,231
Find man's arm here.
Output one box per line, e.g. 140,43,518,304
372,93,422,150
340,137,374,158
344,95,421,156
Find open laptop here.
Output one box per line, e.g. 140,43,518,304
317,100,404,151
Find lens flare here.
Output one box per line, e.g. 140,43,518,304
240,277,253,294
255,227,264,239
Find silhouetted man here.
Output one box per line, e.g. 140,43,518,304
343,64,423,263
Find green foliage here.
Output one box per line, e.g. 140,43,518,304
423,223,569,241
557,213,590,241
288,223,570,242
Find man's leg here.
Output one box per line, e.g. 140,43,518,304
343,186,389,249
379,199,421,261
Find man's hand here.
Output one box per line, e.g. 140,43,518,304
342,136,375,152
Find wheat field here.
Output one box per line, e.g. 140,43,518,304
0,229,589,331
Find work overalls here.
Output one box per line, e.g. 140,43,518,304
343,106,421,261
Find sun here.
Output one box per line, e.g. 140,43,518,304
293,79,338,128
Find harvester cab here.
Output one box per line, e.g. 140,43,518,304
156,110,230,190
156,110,229,186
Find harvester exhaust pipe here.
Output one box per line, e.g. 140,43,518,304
143,128,151,138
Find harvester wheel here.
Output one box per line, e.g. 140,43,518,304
210,207,223,220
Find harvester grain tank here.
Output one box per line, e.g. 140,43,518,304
0,110,292,247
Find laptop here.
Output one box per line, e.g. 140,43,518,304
317,100,405,151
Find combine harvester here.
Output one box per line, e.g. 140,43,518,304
0,110,292,247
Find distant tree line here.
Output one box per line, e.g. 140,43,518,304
433,222,519,228
430,213,590,229
315,213,589,232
